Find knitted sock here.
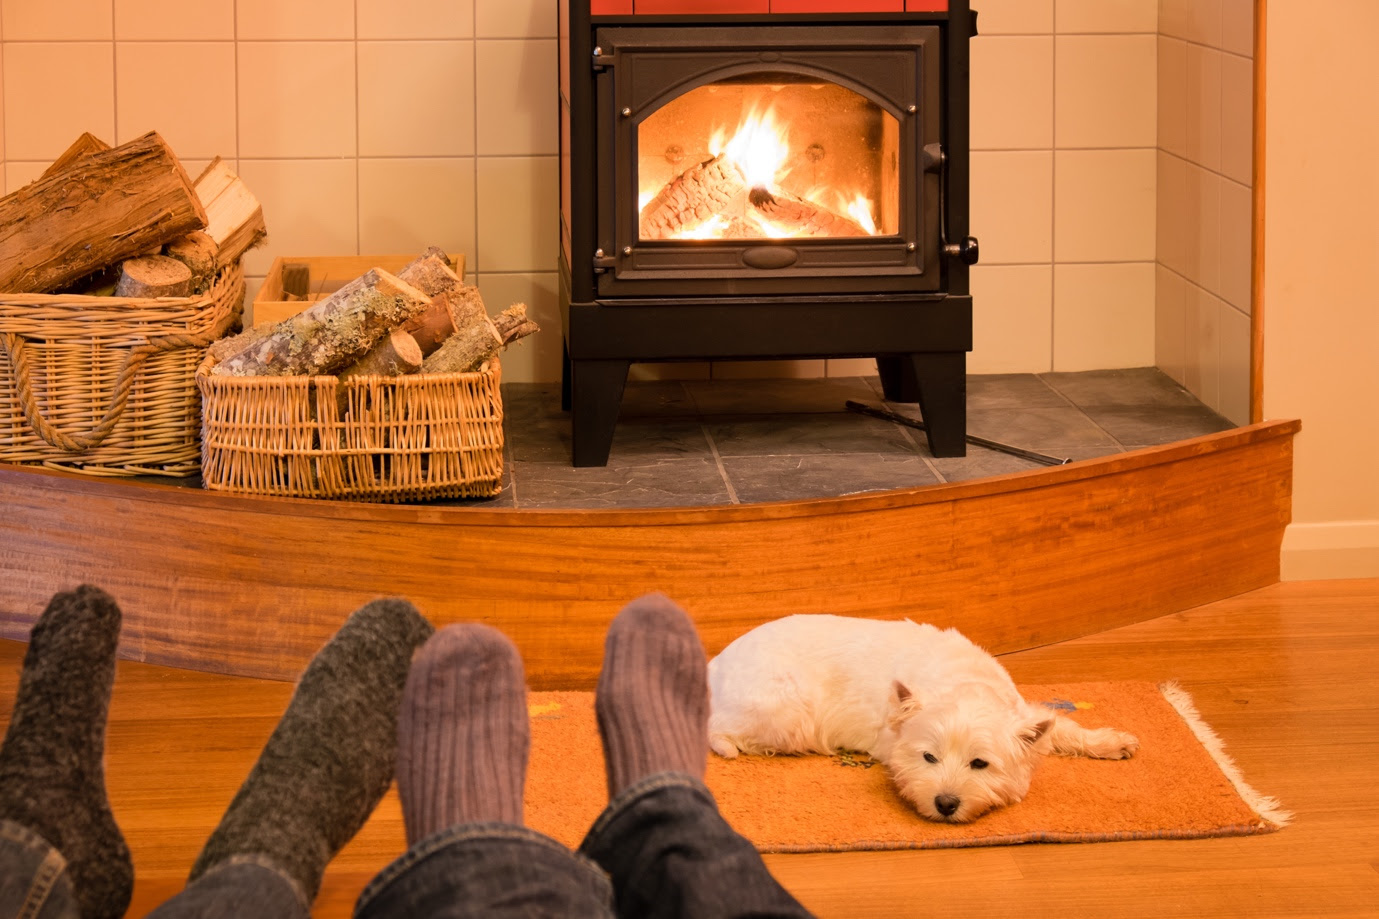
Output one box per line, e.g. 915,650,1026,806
189,598,433,902
396,624,529,844
0,585,132,919
595,593,709,798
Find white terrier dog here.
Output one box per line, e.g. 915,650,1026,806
708,615,1139,823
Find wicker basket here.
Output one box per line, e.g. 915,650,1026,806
0,263,244,476
196,355,505,502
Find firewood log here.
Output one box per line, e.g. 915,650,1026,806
40,132,111,180
746,187,870,238
114,254,194,299
336,328,424,380
396,251,465,356
0,131,206,293
162,231,219,294
421,302,539,375
194,158,267,270
211,268,431,377
639,154,749,240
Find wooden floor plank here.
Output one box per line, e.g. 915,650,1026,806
1,578,1377,917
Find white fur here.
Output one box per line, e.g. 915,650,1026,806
708,615,1138,823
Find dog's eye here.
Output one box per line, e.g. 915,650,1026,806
969,758,989,770
923,752,938,764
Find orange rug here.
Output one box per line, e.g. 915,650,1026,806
524,682,1290,853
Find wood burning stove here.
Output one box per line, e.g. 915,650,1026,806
559,0,978,466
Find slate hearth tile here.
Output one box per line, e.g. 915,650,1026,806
511,456,733,510
928,447,1045,483
684,377,877,416
964,373,1070,411
1040,367,1204,408
706,413,919,458
966,406,1120,458
621,381,700,418
1080,404,1234,448
722,454,941,504
509,417,711,466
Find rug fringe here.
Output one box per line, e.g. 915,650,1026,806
1158,681,1293,828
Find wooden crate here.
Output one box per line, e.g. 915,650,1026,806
252,253,466,327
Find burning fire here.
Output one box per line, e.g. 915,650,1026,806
639,106,881,242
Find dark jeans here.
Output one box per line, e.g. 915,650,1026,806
356,773,815,919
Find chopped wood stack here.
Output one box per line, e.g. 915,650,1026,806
0,131,266,297
209,247,539,386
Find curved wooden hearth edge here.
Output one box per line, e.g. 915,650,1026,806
0,419,1299,687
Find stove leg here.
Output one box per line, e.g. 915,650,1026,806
909,352,967,458
569,358,630,467
876,356,919,402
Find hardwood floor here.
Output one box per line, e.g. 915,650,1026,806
1,578,1376,917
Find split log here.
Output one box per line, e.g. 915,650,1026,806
211,268,431,377
421,302,539,375
114,254,194,299
40,132,111,180
746,187,869,238
639,154,748,240
162,231,219,294
397,251,466,356
0,131,206,293
195,157,267,270
336,329,424,381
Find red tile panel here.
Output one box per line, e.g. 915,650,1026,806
635,0,770,12
772,0,903,10
905,0,949,10
590,0,634,13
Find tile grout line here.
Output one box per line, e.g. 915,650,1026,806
1033,373,1129,451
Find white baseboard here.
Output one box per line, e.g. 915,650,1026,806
1280,520,1379,580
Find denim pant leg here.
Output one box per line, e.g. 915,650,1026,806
577,773,815,919
354,823,615,919
144,855,309,919
0,820,79,919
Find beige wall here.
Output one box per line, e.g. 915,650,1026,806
1263,0,1379,579
1156,0,1254,425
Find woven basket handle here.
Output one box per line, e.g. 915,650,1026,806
1,310,236,453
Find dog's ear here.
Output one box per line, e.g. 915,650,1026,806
885,680,923,730
1017,716,1054,748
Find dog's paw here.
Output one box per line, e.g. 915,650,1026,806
709,734,741,759
1089,729,1139,760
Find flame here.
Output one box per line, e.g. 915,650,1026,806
720,106,791,191
846,194,878,235
677,214,729,239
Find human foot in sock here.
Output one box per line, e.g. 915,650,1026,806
595,593,709,798
396,624,529,843
188,597,433,901
0,585,132,919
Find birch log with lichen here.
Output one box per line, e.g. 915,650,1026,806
421,302,539,374
211,268,431,376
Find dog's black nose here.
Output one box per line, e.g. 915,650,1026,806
935,794,960,817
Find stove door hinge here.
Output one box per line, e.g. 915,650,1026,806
592,46,614,70
592,248,617,273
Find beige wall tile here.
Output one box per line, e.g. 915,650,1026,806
1054,149,1155,262
1055,0,1157,34
116,42,235,158
713,360,826,380
476,0,557,38
1219,176,1251,313
1218,300,1250,424
475,155,558,273
1156,150,1188,276
3,0,111,40
469,271,561,383
1158,0,1191,41
476,40,558,156
5,160,45,194
1221,0,1254,58
237,0,353,40
358,0,473,39
1155,264,1187,385
1184,283,1222,409
1184,163,1222,296
238,42,355,158
1185,44,1222,171
969,264,1052,373
970,151,1052,264
358,157,476,261
3,42,114,160
1187,0,1223,48
1055,35,1156,148
1220,52,1253,186
115,0,233,40
826,359,880,378
1052,262,1155,371
970,36,1052,150
235,158,358,276
358,41,475,157
1157,36,1187,158
969,0,1052,35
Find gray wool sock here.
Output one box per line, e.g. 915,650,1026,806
189,597,433,901
396,624,529,843
0,585,132,919
595,593,709,798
